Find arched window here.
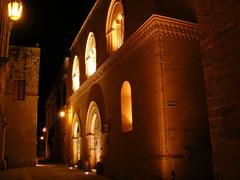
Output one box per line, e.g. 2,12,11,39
86,101,103,168
106,0,124,53
121,81,133,132
72,113,81,164
85,32,96,78
72,56,80,91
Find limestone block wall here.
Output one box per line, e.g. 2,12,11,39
66,16,212,179
0,61,8,169
194,1,240,179
4,46,40,168
4,96,38,168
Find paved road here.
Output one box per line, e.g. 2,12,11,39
0,163,111,180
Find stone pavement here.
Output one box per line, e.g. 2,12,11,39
0,163,111,180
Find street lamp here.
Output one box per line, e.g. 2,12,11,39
8,0,23,21
6,0,23,56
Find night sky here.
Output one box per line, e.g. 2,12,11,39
9,0,97,134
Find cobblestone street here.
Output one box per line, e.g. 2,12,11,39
0,163,111,180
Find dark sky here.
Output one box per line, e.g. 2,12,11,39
9,0,97,134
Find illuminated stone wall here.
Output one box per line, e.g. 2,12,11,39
4,46,40,168
0,0,10,170
0,61,8,170
0,0,10,57
194,0,240,179
64,0,212,177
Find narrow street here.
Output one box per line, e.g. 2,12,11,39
0,163,111,180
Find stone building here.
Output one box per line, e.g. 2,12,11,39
0,0,11,170
194,0,240,179
45,0,214,179
4,45,40,168
45,58,68,162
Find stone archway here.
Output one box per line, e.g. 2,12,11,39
72,113,81,165
86,101,103,169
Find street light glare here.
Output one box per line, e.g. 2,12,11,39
8,0,23,21
59,111,65,118
42,127,47,132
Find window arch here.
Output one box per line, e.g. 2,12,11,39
121,81,133,132
72,56,80,91
85,32,97,78
86,101,103,167
106,0,124,53
72,113,81,164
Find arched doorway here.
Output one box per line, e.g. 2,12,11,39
72,113,81,165
86,101,103,169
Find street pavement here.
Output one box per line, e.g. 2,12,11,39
0,163,111,180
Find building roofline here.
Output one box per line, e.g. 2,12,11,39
69,14,199,103
70,0,100,51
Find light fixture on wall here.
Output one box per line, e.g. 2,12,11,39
8,0,23,21
59,110,66,118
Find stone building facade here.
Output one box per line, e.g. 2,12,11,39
0,0,11,170
4,45,40,168
45,0,213,179
194,0,240,179
45,58,68,162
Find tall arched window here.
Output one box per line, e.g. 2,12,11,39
106,0,124,53
85,32,96,78
121,81,133,132
86,101,103,168
72,113,81,164
72,56,80,91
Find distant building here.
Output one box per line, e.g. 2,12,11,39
4,45,40,168
44,57,68,162
45,0,213,179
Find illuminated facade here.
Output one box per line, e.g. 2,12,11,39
45,0,240,179
3,45,40,168
53,0,212,179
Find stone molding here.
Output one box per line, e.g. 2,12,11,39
69,14,199,103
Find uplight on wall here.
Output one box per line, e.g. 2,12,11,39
8,0,23,21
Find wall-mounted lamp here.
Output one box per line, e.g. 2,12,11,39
59,111,66,118
8,0,23,21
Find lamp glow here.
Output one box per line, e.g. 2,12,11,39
8,0,23,21
59,111,65,118
42,127,47,132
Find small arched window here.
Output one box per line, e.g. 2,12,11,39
121,81,133,132
72,56,80,91
85,32,97,78
106,0,124,53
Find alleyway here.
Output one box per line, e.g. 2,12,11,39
0,163,111,180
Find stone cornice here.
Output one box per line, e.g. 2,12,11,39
69,14,199,103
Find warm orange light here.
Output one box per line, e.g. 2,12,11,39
59,111,65,118
40,136,44,140
85,32,96,77
121,81,133,132
8,0,23,21
42,127,47,132
72,56,80,91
